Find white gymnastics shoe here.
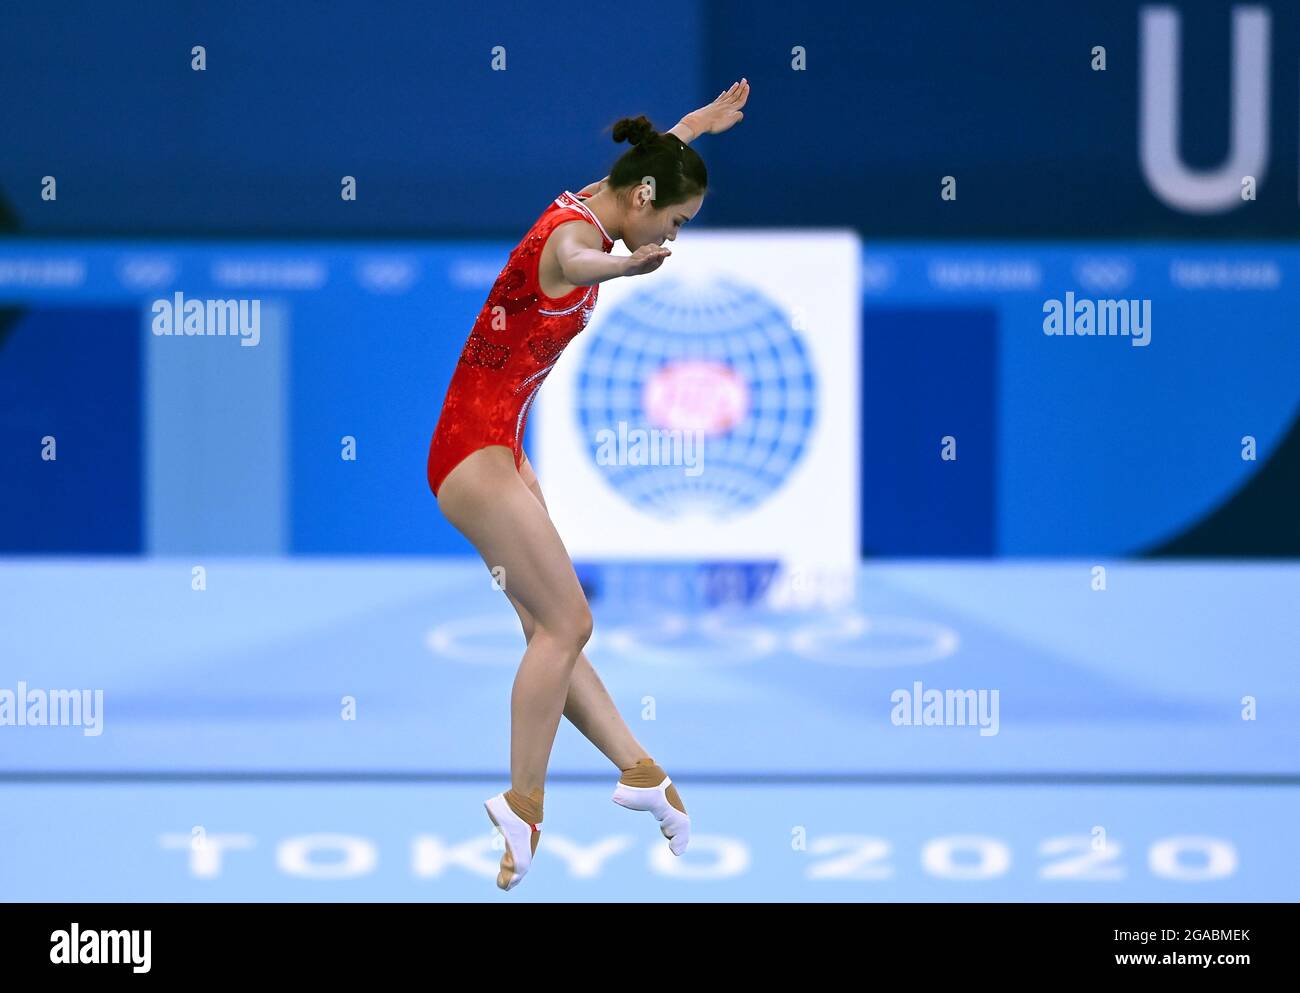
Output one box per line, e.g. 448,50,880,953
612,758,690,856
483,791,541,890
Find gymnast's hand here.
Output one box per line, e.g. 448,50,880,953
622,244,672,277
678,78,749,140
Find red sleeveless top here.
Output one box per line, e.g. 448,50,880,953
426,190,615,496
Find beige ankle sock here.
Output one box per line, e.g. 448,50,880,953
618,758,686,815
504,787,544,826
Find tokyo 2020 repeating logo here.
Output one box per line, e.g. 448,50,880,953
575,276,817,518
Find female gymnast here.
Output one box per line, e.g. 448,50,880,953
426,79,749,890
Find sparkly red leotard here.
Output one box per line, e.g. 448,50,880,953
426,190,615,496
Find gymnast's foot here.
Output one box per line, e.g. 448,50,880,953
484,787,543,890
611,757,690,855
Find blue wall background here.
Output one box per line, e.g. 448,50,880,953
1,241,1295,558
0,306,141,552
1,1,1297,558
0,1,1296,237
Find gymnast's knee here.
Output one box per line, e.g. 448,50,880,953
533,605,593,657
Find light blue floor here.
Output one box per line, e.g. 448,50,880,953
1,560,1296,900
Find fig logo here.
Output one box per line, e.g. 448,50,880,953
576,277,816,517
643,361,749,434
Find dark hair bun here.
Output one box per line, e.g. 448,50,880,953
612,115,657,147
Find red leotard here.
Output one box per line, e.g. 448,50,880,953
426,190,615,497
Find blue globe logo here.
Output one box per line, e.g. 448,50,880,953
575,276,817,518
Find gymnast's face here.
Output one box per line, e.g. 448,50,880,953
622,187,704,252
